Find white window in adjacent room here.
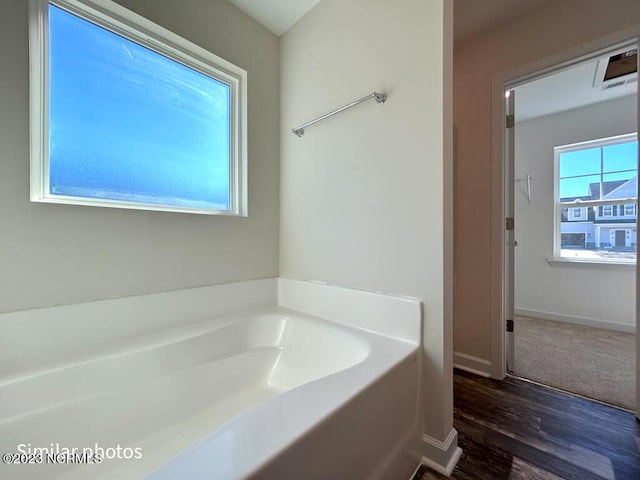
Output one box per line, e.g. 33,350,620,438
555,133,637,263
29,0,247,215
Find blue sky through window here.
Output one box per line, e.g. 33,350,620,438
49,5,231,209
558,139,637,199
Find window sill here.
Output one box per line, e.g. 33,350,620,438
546,257,636,267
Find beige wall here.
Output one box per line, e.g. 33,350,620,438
454,0,640,365
0,0,279,313
280,0,454,445
515,96,637,331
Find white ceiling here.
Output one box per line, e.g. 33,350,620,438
225,0,637,121
227,0,321,36
228,0,557,42
514,56,637,122
229,0,557,40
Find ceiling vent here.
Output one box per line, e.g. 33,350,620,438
601,77,637,91
593,47,637,90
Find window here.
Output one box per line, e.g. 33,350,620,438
571,207,583,219
29,0,247,215
625,204,636,216
555,133,637,262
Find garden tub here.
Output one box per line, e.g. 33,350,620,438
0,286,421,480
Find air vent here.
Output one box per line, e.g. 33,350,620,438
602,80,628,90
600,76,638,91
594,47,638,88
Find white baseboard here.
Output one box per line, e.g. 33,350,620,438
422,428,463,477
453,351,491,377
515,308,635,333
409,463,422,480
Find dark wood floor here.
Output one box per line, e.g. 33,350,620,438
415,369,640,480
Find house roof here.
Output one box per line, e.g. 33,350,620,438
588,179,627,200
602,176,637,200
560,177,636,203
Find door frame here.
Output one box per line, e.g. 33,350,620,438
505,89,516,372
489,26,640,384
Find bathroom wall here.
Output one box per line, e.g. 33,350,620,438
454,0,640,370
515,96,637,332
0,0,279,313
280,0,454,452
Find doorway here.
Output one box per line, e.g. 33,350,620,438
492,35,640,413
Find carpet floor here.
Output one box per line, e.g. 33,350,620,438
513,316,636,410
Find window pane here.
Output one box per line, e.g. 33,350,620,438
560,225,636,261
603,141,638,173
49,5,231,209
559,174,600,200
559,148,600,178
558,135,637,263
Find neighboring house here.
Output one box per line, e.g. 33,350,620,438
561,176,637,250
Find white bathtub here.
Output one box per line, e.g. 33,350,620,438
0,279,422,479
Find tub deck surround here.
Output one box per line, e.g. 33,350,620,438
0,278,423,480
0,278,278,379
278,277,422,343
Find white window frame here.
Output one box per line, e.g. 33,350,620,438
29,0,248,216
554,132,637,263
